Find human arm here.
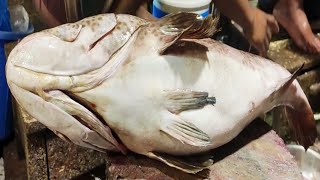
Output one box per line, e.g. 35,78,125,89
213,0,279,56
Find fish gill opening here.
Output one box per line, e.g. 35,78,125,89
88,26,115,51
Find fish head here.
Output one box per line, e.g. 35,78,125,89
5,13,148,154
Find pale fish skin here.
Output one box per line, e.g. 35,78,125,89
6,12,317,173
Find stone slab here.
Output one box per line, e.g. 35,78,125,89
13,100,48,180
14,102,107,179
46,131,105,179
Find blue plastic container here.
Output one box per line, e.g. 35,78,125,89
0,0,12,141
0,41,12,141
0,1,34,140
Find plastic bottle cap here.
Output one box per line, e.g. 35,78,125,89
158,0,211,8
158,0,211,9
153,0,212,18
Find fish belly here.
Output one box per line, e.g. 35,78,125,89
77,41,291,155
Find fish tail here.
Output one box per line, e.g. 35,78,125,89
283,80,317,150
271,64,317,149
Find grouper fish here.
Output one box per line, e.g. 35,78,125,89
5,12,317,173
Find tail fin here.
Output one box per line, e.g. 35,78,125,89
275,64,317,149
285,100,317,150
271,64,317,149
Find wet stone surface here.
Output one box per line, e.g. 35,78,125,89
13,104,107,179
13,100,48,180
46,131,105,179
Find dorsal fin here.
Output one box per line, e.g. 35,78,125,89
159,12,220,54
157,12,220,39
182,12,220,39
134,12,220,55
270,63,304,100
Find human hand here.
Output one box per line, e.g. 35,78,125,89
243,8,279,57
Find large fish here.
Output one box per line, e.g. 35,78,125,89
6,12,317,173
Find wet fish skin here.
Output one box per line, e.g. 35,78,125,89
5,12,317,173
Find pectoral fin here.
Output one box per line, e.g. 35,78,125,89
148,152,213,174
160,114,211,147
164,90,216,114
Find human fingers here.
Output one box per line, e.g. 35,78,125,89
251,38,266,57
267,14,279,34
267,27,272,41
